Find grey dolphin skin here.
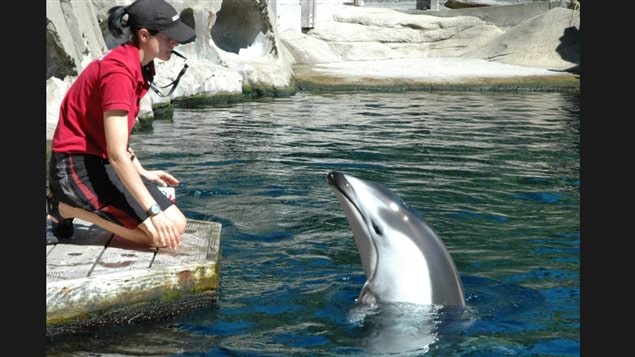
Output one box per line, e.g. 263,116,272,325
326,171,465,307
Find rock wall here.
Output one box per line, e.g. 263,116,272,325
464,7,580,71
279,4,578,70
282,7,505,61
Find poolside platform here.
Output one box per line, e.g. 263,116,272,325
46,218,222,337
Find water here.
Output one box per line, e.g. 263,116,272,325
46,90,580,356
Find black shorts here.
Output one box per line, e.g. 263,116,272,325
48,153,174,229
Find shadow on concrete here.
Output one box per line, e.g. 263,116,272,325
556,25,580,74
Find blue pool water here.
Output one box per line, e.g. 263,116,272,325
47,90,580,356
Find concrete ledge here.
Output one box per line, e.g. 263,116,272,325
46,218,222,337
293,58,579,92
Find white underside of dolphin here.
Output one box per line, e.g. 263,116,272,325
327,171,465,307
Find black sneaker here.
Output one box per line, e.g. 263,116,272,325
46,193,74,239
46,220,59,245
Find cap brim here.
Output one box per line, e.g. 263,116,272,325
162,21,196,44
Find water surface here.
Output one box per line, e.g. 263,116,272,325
47,90,580,356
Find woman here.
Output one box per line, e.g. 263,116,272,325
47,0,196,249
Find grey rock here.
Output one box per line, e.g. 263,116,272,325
464,7,580,71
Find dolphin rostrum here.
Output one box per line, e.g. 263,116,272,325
327,171,465,307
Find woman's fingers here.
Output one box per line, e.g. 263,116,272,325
160,219,181,250
149,214,182,249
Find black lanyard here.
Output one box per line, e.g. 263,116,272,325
147,50,189,97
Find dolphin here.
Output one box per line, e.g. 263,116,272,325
326,171,465,307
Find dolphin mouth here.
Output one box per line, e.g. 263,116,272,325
327,171,379,279
326,171,364,217
327,171,363,213
327,172,350,201
327,171,349,195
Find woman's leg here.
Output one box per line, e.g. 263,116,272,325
49,153,189,248
137,204,188,247
58,201,187,248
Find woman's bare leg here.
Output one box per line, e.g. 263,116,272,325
54,202,187,248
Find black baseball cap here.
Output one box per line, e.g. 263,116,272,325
127,0,196,44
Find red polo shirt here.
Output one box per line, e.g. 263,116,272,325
51,43,155,159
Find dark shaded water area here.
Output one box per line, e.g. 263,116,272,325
47,90,580,356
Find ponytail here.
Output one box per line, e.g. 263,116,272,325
107,5,128,38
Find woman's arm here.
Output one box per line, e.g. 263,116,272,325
105,111,157,214
127,146,147,175
104,110,180,248
127,145,180,187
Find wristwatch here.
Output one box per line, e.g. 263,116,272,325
146,203,161,217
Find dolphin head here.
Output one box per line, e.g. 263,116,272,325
327,171,465,307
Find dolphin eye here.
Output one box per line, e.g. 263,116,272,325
372,222,382,235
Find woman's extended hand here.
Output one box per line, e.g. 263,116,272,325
143,170,180,187
149,211,181,249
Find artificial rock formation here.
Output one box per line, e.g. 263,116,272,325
46,1,579,140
